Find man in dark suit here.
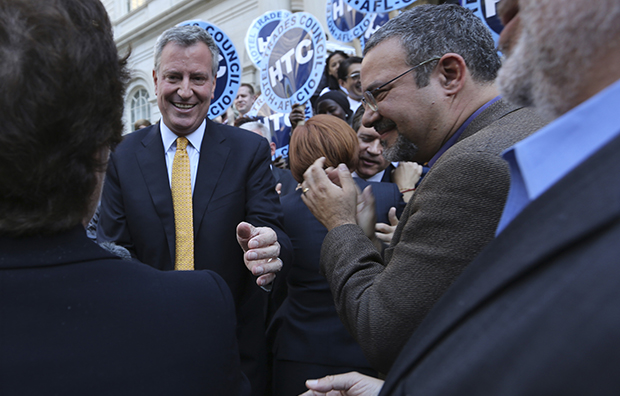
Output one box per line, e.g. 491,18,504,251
0,1,248,394
239,120,298,197
301,4,546,373
302,0,620,394
97,25,291,396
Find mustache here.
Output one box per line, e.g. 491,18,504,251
372,118,397,134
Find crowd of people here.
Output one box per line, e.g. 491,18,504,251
2,0,620,395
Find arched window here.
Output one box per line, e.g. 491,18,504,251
130,88,150,125
128,0,146,12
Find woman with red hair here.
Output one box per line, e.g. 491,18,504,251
269,115,405,395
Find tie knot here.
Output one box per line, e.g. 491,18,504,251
176,137,189,151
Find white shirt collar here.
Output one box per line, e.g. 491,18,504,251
160,119,206,153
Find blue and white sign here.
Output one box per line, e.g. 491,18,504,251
326,0,373,43
344,0,415,14
245,10,292,69
260,12,327,114
359,13,390,51
461,0,503,44
247,95,313,153
179,20,241,120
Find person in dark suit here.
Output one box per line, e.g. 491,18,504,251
302,0,620,394
238,119,298,197
300,4,547,373
270,115,406,395
96,25,291,396
349,105,424,244
0,1,248,394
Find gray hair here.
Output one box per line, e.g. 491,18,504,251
154,25,219,77
364,4,500,88
240,121,272,143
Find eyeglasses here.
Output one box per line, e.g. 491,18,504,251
362,56,441,112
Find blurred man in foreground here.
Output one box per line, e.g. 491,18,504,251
0,0,248,394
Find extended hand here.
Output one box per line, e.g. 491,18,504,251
392,162,423,202
299,371,384,396
375,206,399,244
301,158,358,231
236,222,282,286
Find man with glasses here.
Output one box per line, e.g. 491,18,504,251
338,57,364,112
300,4,546,373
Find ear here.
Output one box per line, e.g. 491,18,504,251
211,78,217,100
435,53,467,96
338,79,346,87
152,69,158,94
270,142,277,157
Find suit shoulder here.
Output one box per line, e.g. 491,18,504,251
111,259,232,302
450,107,547,159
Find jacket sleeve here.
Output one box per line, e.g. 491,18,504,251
96,151,136,257
320,150,511,373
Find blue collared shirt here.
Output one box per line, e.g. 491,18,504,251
496,78,620,234
427,96,502,167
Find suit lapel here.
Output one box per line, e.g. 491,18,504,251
135,123,176,261
193,119,230,234
382,133,620,395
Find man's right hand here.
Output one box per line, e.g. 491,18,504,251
301,159,358,231
299,372,384,396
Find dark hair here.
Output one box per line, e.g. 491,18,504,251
315,90,353,123
134,119,152,131
289,115,358,183
0,0,129,236
234,115,260,128
324,50,349,90
338,56,362,81
239,83,255,96
364,4,500,87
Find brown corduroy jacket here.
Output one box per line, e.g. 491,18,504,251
320,99,547,373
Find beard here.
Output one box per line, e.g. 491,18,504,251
382,133,418,162
497,0,620,120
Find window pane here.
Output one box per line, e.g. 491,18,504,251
130,89,150,125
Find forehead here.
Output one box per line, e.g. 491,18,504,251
330,54,346,64
347,62,362,74
317,99,341,110
361,38,407,90
357,125,380,138
159,42,213,74
238,86,252,95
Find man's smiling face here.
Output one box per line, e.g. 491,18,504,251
153,42,216,136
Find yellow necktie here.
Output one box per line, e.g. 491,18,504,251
172,137,194,270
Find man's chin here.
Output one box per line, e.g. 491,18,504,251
383,134,418,162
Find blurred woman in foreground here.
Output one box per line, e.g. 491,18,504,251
269,115,405,395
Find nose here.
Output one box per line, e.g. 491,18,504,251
368,139,382,155
362,105,380,128
177,77,192,99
